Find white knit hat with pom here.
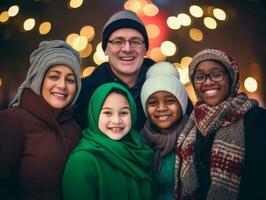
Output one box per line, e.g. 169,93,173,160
146,61,180,79
141,62,188,116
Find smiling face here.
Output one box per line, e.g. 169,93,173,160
146,91,182,134
41,65,77,109
104,28,146,85
193,60,230,106
98,92,131,140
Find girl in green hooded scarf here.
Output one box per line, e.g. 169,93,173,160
63,82,154,200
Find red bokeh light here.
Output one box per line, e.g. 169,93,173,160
139,10,169,56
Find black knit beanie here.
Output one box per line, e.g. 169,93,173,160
102,9,149,51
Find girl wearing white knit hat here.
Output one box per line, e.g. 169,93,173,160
140,61,189,200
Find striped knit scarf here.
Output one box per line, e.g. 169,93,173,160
174,93,258,200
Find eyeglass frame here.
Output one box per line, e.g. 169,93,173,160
108,37,144,48
192,71,228,84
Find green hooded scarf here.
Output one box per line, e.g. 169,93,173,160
63,82,154,200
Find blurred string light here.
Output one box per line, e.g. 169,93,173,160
0,11,9,23
80,25,95,42
149,47,166,62
123,0,160,17
207,6,214,16
23,18,35,31
82,66,96,77
175,66,189,85
172,62,186,85
244,77,258,92
0,78,2,87
181,56,192,68
79,43,93,58
172,57,192,85
167,16,181,30
8,5,19,17
66,33,79,45
173,58,197,104
189,28,203,41
66,25,95,58
0,4,20,23
213,8,226,21
143,3,159,16
124,0,142,12
204,17,217,29
177,13,191,26
178,67,190,85
72,36,88,51
189,5,203,18
93,43,108,65
146,24,160,38
185,83,198,105
39,21,51,35
160,41,176,56
69,0,83,8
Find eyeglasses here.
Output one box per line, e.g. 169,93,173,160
193,71,227,84
108,38,144,48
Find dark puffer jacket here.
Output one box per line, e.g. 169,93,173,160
0,89,81,200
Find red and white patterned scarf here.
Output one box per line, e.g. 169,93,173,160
174,94,257,200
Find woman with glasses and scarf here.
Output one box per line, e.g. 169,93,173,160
174,48,266,200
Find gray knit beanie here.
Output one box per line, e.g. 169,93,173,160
9,40,82,108
189,48,240,96
102,9,149,51
141,62,188,116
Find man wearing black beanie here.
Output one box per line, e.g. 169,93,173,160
74,9,155,130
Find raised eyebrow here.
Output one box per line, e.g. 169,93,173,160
66,73,76,78
121,107,130,110
110,36,124,40
194,70,206,74
165,95,177,99
147,96,157,101
193,70,204,74
48,70,61,74
130,36,143,40
195,71,222,75
48,70,75,77
196,66,225,73
147,97,156,101
111,36,142,40
101,107,112,110
212,70,225,73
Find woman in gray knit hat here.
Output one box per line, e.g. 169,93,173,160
174,48,266,200
0,40,82,200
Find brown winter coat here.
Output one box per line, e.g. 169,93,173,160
0,89,81,200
